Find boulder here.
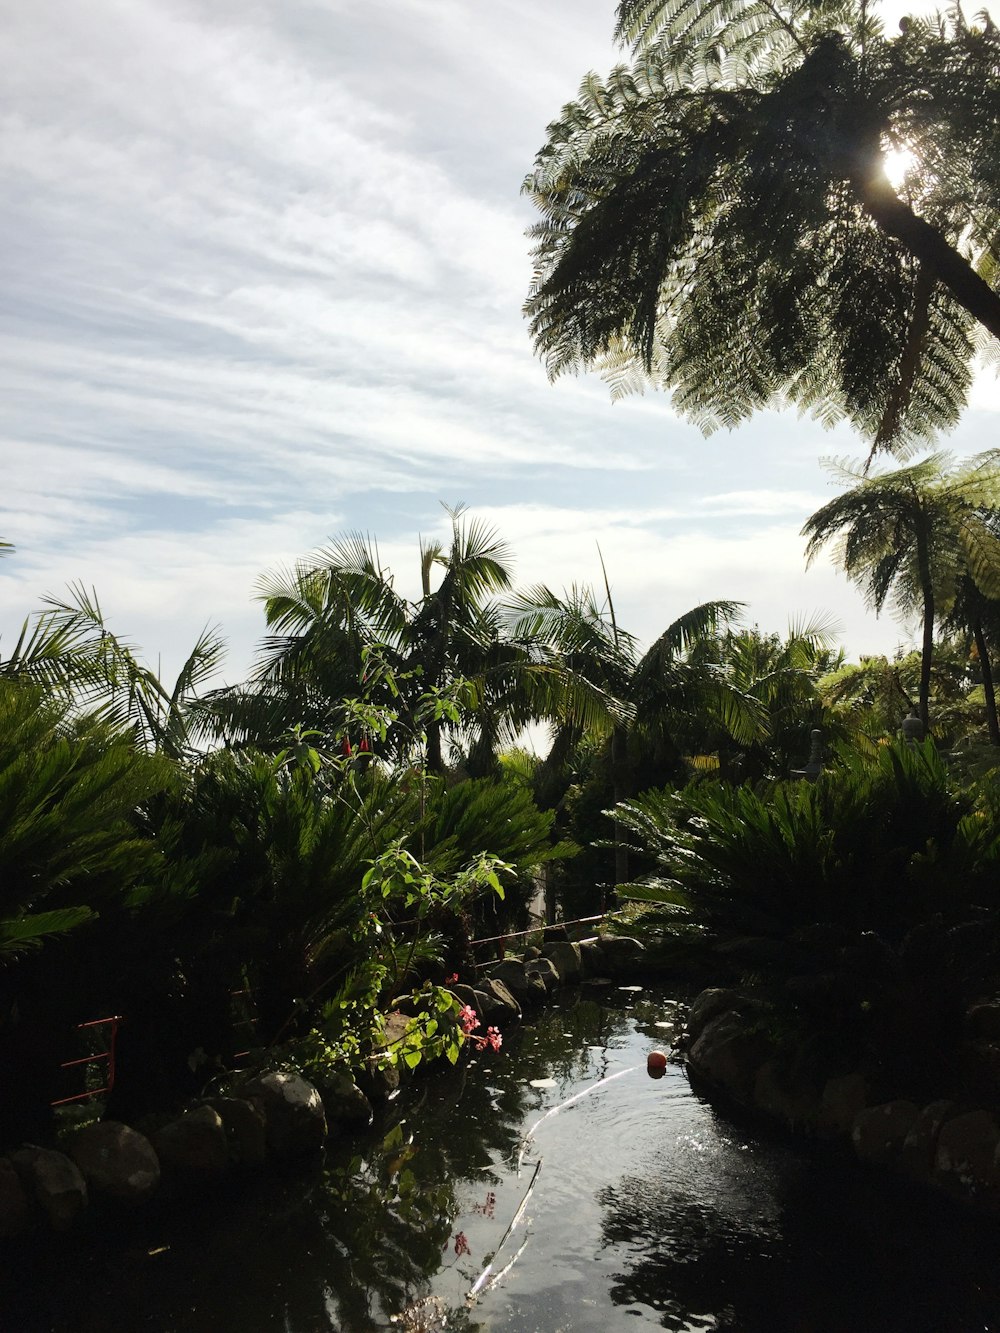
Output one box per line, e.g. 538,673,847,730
10,1146,87,1231
965,1001,1000,1042
476,978,521,1021
685,989,743,1044
899,1100,960,1179
935,1110,1000,1201
70,1120,160,1204
753,1059,821,1130
543,924,569,944
0,1157,31,1238
452,984,498,1028
204,1097,267,1165
542,941,583,985
153,1106,229,1176
313,1073,374,1132
687,1013,775,1103
578,939,609,980
851,1100,921,1167
815,1072,869,1139
960,1039,1000,1103
591,935,645,980
525,958,560,993
242,1072,327,1156
488,960,547,1007
356,1059,401,1103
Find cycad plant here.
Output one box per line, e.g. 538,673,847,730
616,739,1000,1088
0,680,176,1141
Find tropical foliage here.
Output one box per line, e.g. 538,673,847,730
616,740,1000,1091
803,450,1000,731
5,486,1000,1145
525,0,1000,451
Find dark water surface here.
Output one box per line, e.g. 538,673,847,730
5,989,1000,1332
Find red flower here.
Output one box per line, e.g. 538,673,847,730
486,1026,502,1052
340,737,352,757
454,1231,471,1257
359,737,371,753
458,1004,480,1035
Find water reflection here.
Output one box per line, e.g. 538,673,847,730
7,989,1000,1332
600,1108,1000,1333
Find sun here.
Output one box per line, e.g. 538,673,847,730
882,146,917,190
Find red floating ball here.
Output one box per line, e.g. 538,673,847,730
646,1050,668,1073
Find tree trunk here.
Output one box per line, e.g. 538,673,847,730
973,617,1000,746
425,719,444,774
853,175,1000,343
611,725,629,886
916,529,935,735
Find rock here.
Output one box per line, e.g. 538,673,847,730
960,1039,1000,1103
685,989,743,1044
965,1001,1000,1041
543,924,569,943
0,1157,31,1238
488,960,547,1007
753,1059,821,1130
525,958,560,993
592,935,645,980
476,978,521,1021
313,1073,374,1132
69,1121,160,1204
204,1097,267,1165
935,1110,1000,1201
815,1073,868,1138
452,984,495,1027
578,940,608,980
10,1146,87,1231
687,1013,775,1104
542,941,583,985
851,1100,920,1167
242,1072,327,1156
153,1106,229,1176
899,1100,960,1179
522,946,541,960
357,1059,401,1103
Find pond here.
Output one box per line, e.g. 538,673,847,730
7,988,1000,1332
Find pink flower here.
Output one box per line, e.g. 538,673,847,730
445,972,459,984
458,1004,480,1035
454,1231,471,1257
486,1026,502,1052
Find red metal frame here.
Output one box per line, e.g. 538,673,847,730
51,1016,122,1107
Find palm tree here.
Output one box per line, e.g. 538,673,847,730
1,583,225,758
525,0,1000,452
198,508,614,774
802,450,1000,733
940,563,1000,746
509,583,759,880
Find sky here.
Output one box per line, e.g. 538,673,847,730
3,0,999,691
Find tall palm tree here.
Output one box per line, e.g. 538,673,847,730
802,450,1000,733
197,508,615,773
525,0,1000,452
509,584,758,880
941,565,1000,746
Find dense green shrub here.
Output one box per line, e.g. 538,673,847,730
617,740,1000,1092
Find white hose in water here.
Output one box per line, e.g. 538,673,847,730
516,1064,642,1176
466,1063,643,1304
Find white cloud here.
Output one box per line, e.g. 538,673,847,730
1,0,994,709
